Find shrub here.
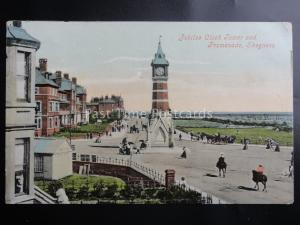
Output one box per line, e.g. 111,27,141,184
103,183,118,198
92,181,105,198
77,185,89,199
65,186,77,200
47,180,63,197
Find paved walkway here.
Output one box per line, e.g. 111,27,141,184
73,118,293,204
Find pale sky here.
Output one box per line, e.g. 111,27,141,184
22,22,293,112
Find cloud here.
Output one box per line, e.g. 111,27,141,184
101,56,210,66
102,56,152,64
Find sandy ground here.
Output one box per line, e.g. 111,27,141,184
73,118,294,204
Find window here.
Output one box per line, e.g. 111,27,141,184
15,138,29,195
92,155,96,162
55,117,58,127
16,51,31,101
55,102,59,112
72,153,77,161
49,102,52,112
36,101,42,113
34,155,43,173
49,118,53,128
35,117,42,129
52,88,58,96
80,154,90,162
49,101,59,112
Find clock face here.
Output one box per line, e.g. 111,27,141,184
155,67,165,76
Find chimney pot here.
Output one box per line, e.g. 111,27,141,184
55,71,62,86
13,21,22,27
72,77,77,85
63,73,69,80
55,71,62,78
39,58,48,72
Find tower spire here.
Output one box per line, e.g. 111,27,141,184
157,35,163,55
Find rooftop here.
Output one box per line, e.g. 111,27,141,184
34,138,72,154
6,23,40,49
151,40,169,65
35,69,59,88
90,95,123,104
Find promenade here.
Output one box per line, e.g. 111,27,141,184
73,118,293,204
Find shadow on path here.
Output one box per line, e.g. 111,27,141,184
88,145,119,148
238,186,257,191
204,173,219,177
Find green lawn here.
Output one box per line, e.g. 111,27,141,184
53,123,110,138
179,127,293,146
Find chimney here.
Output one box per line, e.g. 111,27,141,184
13,21,22,27
72,77,77,85
55,71,62,86
63,73,69,80
39,58,48,72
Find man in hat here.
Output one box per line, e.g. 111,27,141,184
256,164,265,175
216,152,227,177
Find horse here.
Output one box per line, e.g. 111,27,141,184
227,136,236,144
252,170,267,191
216,159,227,177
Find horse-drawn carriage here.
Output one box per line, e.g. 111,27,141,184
199,132,236,144
265,138,280,151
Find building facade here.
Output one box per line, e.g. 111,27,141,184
34,59,87,136
5,21,40,203
35,66,60,136
34,138,73,180
87,95,124,117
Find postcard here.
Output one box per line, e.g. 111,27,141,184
5,21,293,204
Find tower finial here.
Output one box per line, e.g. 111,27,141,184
159,35,162,44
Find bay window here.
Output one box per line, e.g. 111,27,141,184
16,51,31,101
15,138,30,195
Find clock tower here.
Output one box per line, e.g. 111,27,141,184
147,37,174,148
151,38,170,112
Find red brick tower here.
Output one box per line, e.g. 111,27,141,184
148,37,174,148
151,38,170,113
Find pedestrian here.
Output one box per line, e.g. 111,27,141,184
242,137,248,150
216,152,227,177
179,133,182,141
255,164,265,175
90,133,93,139
180,147,187,158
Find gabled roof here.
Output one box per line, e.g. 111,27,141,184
76,85,86,95
6,25,40,49
34,138,72,154
60,78,76,91
151,40,169,65
35,69,59,88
